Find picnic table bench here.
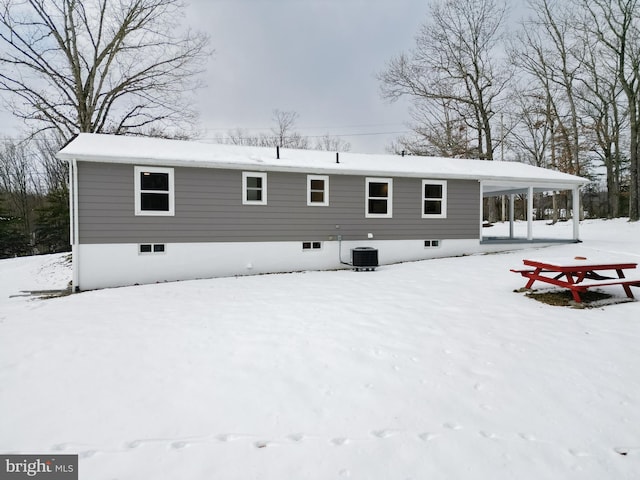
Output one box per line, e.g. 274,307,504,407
511,256,640,303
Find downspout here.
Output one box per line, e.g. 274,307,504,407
68,160,74,248
69,159,80,291
337,235,352,266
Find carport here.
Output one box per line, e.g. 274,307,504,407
480,179,585,244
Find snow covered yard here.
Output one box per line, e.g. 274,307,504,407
1,219,639,479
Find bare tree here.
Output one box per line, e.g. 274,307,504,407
216,128,262,147
510,91,553,168
217,110,351,152
509,0,595,222
33,133,69,193
523,0,586,175
576,31,627,218
397,98,475,157
0,139,41,236
314,134,351,152
0,0,210,140
266,110,308,149
378,0,510,160
577,0,640,221
511,0,587,175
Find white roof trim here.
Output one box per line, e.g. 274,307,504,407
57,133,588,187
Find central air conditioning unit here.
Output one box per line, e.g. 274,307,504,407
351,247,378,271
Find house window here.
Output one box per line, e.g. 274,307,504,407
135,166,174,216
422,180,447,218
366,177,393,218
307,175,329,206
242,172,267,205
302,241,322,250
424,240,440,248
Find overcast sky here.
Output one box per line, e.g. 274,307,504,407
186,0,435,153
0,0,528,154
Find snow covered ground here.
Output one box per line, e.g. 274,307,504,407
1,219,639,479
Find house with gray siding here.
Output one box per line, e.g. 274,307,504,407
58,133,587,290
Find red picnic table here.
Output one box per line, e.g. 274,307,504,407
512,256,640,303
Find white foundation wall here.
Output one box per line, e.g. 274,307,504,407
75,239,493,290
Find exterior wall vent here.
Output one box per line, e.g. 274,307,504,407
351,247,378,271
139,243,166,254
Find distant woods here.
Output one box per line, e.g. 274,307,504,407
0,134,69,258
378,0,640,221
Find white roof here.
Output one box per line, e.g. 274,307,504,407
58,133,587,190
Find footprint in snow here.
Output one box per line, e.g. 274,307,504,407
519,433,537,441
125,440,141,449
614,446,638,456
479,431,498,440
371,429,399,439
170,441,188,450
79,450,97,458
443,422,463,430
418,432,439,442
287,433,305,443
330,437,349,446
568,449,589,457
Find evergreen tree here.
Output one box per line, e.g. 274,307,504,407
0,194,30,258
35,187,70,254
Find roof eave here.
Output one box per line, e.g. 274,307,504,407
56,152,588,186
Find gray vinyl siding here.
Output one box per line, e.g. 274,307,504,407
77,162,480,244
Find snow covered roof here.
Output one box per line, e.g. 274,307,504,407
57,133,587,190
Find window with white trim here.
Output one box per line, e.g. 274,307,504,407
242,172,267,205
422,180,447,218
307,175,329,206
135,166,174,216
366,177,393,218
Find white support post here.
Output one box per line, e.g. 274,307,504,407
527,186,534,241
479,181,484,240
572,185,580,241
509,194,515,239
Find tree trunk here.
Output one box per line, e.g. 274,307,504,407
629,100,640,221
